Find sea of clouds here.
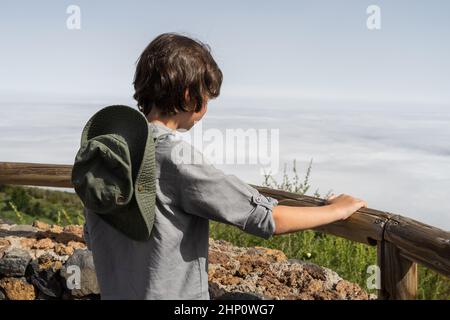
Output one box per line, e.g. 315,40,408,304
1,97,449,229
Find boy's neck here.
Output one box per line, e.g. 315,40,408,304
147,118,179,131
146,109,181,131
145,103,200,132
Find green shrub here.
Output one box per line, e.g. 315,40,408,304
0,185,83,226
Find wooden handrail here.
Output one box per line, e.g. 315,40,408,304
251,185,450,278
1,161,449,299
251,185,391,245
0,162,73,188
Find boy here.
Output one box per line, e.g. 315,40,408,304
83,33,367,300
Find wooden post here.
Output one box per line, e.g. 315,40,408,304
378,240,418,299
384,215,450,278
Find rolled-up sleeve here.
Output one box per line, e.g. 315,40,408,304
173,141,278,239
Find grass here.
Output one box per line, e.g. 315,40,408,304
0,159,448,299
0,184,84,226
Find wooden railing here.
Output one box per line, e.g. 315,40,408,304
0,161,449,300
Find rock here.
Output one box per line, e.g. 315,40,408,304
0,277,36,300
335,280,369,300
54,243,74,256
0,239,11,259
0,223,12,238
63,225,83,238
207,239,369,300
20,238,37,249
34,225,64,241
287,259,344,292
67,241,86,251
33,238,55,250
0,223,12,230
34,249,50,259
8,225,39,237
55,226,84,244
60,249,99,297
208,282,226,299
27,254,63,298
0,239,10,248
49,225,63,234
0,223,370,300
9,225,38,233
34,253,63,270
253,247,287,262
0,248,32,276
33,220,50,231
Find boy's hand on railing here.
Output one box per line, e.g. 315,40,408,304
325,194,368,221
272,194,368,234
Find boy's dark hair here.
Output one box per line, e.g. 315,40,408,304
133,33,223,116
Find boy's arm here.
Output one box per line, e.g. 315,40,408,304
171,140,367,239
272,194,367,235
172,141,278,239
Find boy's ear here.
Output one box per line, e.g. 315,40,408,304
184,89,190,103
184,89,196,112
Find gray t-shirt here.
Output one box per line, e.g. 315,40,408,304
83,122,278,300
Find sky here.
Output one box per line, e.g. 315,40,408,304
0,0,449,103
0,1,450,229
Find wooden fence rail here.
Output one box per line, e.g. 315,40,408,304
0,161,449,300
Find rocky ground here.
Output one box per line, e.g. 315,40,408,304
0,220,370,300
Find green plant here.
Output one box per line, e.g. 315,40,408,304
8,201,25,224
263,158,333,199
76,212,85,225
0,185,84,226
61,208,73,225
56,210,62,225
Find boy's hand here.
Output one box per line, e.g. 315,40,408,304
272,194,368,234
325,194,368,220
